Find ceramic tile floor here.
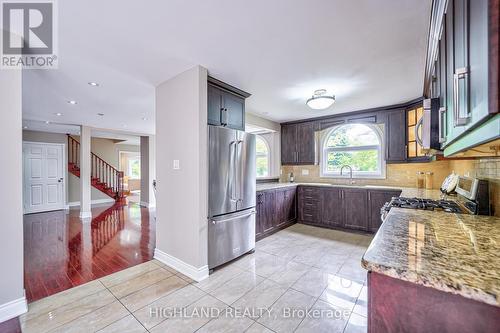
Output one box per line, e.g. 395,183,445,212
10,224,372,333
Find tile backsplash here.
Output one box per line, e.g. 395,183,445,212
281,157,500,216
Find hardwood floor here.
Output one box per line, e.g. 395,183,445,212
23,202,155,302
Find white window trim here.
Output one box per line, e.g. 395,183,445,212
256,135,271,178
319,124,386,179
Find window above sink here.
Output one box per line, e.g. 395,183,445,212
319,123,386,179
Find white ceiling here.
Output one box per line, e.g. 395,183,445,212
22,0,431,134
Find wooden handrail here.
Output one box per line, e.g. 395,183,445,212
67,135,124,199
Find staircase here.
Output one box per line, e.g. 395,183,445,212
67,135,126,202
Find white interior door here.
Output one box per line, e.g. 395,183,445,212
23,142,65,214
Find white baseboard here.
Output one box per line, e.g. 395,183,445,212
154,248,209,282
68,198,115,207
79,211,92,219
0,296,27,324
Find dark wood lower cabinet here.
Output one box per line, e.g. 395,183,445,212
321,187,343,228
297,186,402,233
256,187,297,241
368,271,500,333
368,190,402,232
342,188,369,230
258,185,402,236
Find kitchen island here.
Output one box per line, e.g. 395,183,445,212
362,207,500,332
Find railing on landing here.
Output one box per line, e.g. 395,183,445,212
67,135,125,200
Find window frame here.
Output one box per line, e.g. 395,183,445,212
127,158,141,180
319,123,386,179
255,135,271,178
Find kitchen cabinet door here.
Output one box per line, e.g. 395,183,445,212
223,91,245,131
262,190,276,233
321,187,343,228
275,189,286,227
296,122,316,164
281,124,297,164
385,109,407,163
208,84,224,126
255,192,264,239
368,190,401,232
467,0,491,126
342,188,368,231
284,187,297,222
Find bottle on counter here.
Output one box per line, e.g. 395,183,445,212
416,171,425,189
290,172,294,183
425,172,434,189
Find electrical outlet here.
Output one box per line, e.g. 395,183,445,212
173,160,180,170
302,169,309,176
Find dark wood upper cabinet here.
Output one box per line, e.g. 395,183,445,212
281,124,297,165
207,77,250,131
281,122,316,165
321,187,343,228
342,188,368,231
385,109,407,163
297,122,316,164
368,190,401,232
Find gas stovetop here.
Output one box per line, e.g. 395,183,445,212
386,197,464,213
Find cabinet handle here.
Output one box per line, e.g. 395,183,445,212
368,192,371,201
453,67,469,127
415,116,424,147
438,107,446,143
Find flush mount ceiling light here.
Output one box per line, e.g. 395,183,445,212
88,82,99,86
55,112,63,116
67,100,77,105
306,89,335,110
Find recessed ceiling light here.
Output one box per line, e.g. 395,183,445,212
45,121,50,124
88,82,99,87
306,89,335,110
97,113,104,116
55,112,63,116
23,126,28,129
142,117,147,121
67,100,77,105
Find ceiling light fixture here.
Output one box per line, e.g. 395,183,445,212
45,121,50,124
97,113,104,116
306,89,335,110
67,100,77,105
88,82,99,86
55,112,63,116
142,117,147,121
23,126,28,129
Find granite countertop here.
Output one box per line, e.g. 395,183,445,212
362,208,500,306
256,182,450,200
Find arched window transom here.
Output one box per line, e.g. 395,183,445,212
321,124,385,178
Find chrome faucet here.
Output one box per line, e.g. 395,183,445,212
340,165,355,184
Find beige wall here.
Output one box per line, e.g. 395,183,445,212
155,65,208,277
0,68,26,316
281,157,500,217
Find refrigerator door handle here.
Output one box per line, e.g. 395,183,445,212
229,141,237,202
236,140,243,203
211,210,256,224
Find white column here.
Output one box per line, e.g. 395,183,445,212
140,135,156,208
154,66,209,281
0,67,27,320
79,126,92,220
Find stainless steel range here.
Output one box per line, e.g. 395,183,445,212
380,177,490,222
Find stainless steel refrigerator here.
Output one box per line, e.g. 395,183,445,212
208,125,256,270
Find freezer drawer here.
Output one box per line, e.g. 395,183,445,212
208,208,256,269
